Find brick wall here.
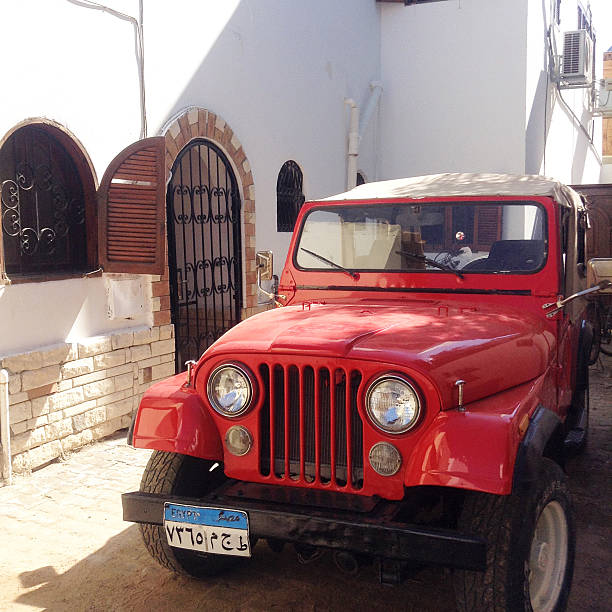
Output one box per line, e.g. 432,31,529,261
163,107,268,320
1,323,174,474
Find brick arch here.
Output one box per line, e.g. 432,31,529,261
161,107,259,320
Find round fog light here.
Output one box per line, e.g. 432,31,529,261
225,426,252,456
369,442,401,476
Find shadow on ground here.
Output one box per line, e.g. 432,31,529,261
16,525,455,612
14,359,611,612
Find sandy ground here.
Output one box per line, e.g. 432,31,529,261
0,357,610,612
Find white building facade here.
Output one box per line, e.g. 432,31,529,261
0,0,605,475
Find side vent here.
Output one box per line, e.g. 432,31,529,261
561,30,593,85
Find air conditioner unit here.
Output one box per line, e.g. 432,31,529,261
561,30,593,85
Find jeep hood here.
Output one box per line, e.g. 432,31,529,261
207,301,554,409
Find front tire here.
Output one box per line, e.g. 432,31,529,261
453,458,575,612
139,450,242,579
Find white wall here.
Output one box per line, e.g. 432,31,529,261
525,0,602,183
0,277,151,356
379,0,529,179
0,0,143,179
0,0,605,356
0,0,381,353
378,0,602,184
0,1,152,355
143,0,381,273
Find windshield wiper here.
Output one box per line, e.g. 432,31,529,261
300,248,359,279
395,249,464,280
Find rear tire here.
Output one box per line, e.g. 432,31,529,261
586,305,601,365
600,305,612,356
453,458,575,612
139,450,243,579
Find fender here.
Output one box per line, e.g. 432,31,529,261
511,405,562,494
404,376,549,495
129,372,223,460
576,318,593,390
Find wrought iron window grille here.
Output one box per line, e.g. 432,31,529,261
276,160,305,233
0,127,86,276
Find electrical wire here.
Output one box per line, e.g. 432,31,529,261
66,0,147,139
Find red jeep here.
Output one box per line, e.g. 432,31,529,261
122,173,611,611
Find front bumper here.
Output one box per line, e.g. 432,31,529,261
122,484,486,571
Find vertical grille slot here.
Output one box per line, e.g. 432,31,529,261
258,362,363,490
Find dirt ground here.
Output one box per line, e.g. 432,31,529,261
0,357,610,612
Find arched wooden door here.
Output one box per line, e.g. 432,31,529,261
167,139,243,370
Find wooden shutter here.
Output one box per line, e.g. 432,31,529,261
474,206,502,251
98,137,166,274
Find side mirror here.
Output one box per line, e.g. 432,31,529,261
256,251,285,305
587,258,612,293
256,251,273,281
543,278,612,318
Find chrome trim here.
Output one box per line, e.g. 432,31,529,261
207,362,254,417
365,373,422,434
225,425,253,456
368,442,401,476
455,379,466,412
184,360,196,386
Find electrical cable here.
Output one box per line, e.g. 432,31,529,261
66,0,147,139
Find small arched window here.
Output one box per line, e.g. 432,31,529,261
276,160,304,232
0,121,167,280
0,125,88,276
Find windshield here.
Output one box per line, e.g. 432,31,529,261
295,201,547,274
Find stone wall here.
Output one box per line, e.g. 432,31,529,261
1,324,174,475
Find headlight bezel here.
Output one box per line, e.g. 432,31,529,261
365,373,423,435
206,362,255,418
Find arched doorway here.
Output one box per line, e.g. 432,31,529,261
167,139,243,369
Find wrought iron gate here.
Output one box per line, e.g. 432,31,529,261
167,139,243,370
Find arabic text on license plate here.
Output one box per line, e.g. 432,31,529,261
163,503,250,557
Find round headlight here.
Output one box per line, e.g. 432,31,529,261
366,375,421,434
207,364,253,417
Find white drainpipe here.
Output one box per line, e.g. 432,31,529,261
0,369,11,485
344,82,383,191
344,98,360,191
359,81,383,141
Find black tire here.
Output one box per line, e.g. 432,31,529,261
139,450,244,579
586,305,601,365
600,305,612,356
567,369,589,456
453,459,575,612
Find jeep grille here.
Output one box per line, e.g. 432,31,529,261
258,363,364,491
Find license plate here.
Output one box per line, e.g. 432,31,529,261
163,503,251,557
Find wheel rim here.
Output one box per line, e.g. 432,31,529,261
528,500,569,612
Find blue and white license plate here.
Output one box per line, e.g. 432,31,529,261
163,503,251,557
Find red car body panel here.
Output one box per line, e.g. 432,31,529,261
132,373,223,461
132,193,578,499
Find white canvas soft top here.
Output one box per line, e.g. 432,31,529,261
319,173,584,210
